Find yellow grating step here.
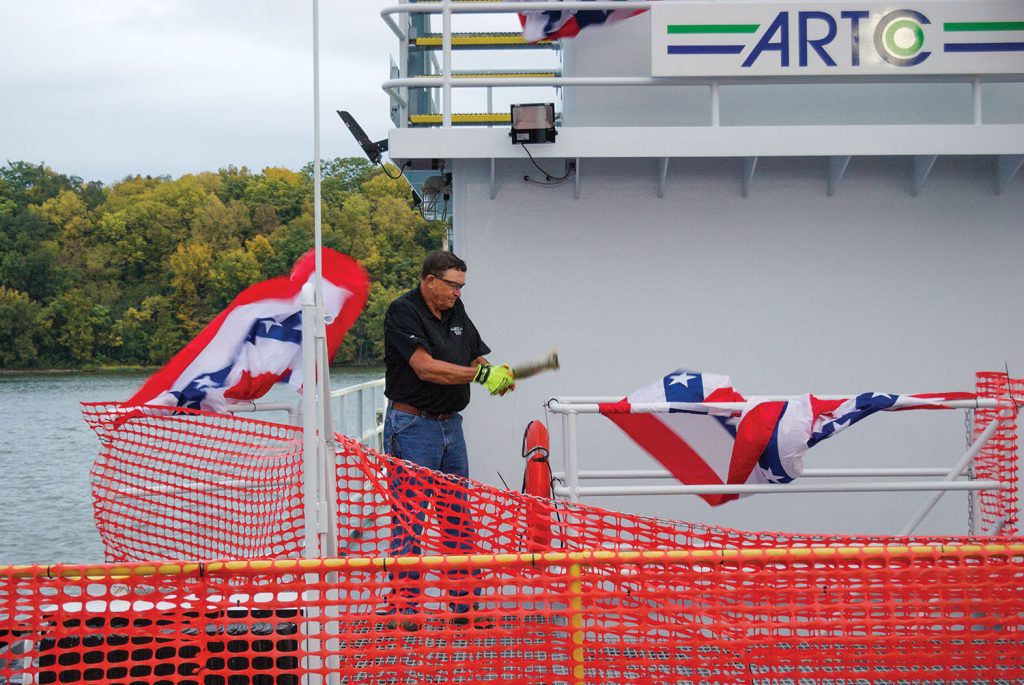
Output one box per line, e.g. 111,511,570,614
414,71,559,79
413,32,553,49
409,113,512,125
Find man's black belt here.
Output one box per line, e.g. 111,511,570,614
391,401,455,421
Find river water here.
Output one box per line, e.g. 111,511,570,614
0,369,383,565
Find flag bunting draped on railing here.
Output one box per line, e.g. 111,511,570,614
600,369,987,505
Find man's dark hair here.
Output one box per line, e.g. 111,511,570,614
421,251,467,279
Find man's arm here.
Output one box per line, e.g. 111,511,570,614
408,347,488,385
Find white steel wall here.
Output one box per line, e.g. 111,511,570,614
410,11,1024,537
452,153,1023,536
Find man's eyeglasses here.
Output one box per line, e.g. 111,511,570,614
433,275,465,291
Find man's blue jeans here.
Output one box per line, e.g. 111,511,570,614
384,407,477,613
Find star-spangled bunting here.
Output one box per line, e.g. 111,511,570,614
126,249,369,413
600,370,976,506
517,0,652,43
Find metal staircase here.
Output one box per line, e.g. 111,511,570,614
388,0,562,129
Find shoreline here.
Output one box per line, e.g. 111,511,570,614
0,366,155,376
0,363,385,376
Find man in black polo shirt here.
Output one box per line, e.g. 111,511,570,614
380,250,513,629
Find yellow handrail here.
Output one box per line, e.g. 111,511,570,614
5,542,1024,579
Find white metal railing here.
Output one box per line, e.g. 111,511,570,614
226,401,300,425
331,378,386,450
222,376,385,446
221,379,385,449
380,0,1024,130
545,394,1016,535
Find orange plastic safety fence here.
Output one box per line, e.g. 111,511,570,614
333,436,1024,562
83,399,1022,562
83,403,306,562
973,372,1022,535
71,398,1024,681
3,546,1023,684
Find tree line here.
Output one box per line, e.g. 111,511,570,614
0,159,444,369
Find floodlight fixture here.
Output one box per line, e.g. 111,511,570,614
510,103,557,144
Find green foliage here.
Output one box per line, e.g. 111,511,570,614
0,286,49,367
243,167,308,225
209,246,262,310
42,289,114,365
0,161,82,207
0,158,445,370
302,158,376,205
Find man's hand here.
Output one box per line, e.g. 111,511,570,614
474,364,516,396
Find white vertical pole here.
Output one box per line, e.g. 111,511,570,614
377,384,385,451
299,283,323,685
969,410,981,535
356,388,366,445
318,338,339,560
567,411,580,503
301,284,321,559
560,410,570,490
399,0,410,128
338,393,349,439
312,0,324,306
311,5,340,684
442,0,452,127
316,333,342,685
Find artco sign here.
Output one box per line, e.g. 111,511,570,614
651,1,1024,76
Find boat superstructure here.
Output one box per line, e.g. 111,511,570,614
2,2,1024,683
378,0,1024,535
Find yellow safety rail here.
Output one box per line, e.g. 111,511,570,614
413,32,537,48
409,112,511,125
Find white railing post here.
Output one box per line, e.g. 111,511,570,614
399,0,410,127
566,410,580,503
299,283,323,685
317,338,339,560
356,388,366,444
301,283,322,559
338,392,349,441
330,378,386,445
442,0,452,127
375,384,384,451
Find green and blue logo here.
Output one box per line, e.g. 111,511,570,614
663,9,1024,69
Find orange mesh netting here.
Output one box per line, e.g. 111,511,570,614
83,405,306,561
973,371,1022,535
2,546,1023,683
3,394,1015,683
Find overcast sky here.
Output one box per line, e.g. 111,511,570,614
0,1,423,184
